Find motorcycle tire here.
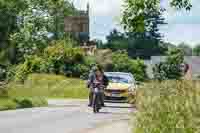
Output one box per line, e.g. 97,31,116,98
93,94,100,113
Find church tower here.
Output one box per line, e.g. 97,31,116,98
87,2,89,15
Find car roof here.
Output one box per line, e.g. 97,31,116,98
104,72,135,81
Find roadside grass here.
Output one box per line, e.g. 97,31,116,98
7,73,88,99
0,97,48,111
133,80,200,133
0,73,88,111
0,98,17,111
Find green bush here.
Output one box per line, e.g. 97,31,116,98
43,40,86,76
153,48,184,80
13,97,47,108
134,80,200,133
95,50,147,81
13,55,47,82
10,40,89,81
111,51,147,81
14,97,33,108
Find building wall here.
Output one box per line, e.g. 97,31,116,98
64,5,89,42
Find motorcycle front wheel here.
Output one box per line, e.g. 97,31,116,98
93,94,100,113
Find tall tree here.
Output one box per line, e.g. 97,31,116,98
153,47,185,80
0,0,27,64
105,29,129,51
178,42,192,56
121,0,192,59
9,0,77,63
193,44,200,56
121,0,191,34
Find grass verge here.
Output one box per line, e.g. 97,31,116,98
0,73,88,111
133,80,200,133
7,73,88,99
0,97,47,111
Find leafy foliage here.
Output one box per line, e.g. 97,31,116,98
9,40,93,81
193,44,200,56
111,51,147,81
96,50,147,81
13,55,47,82
153,48,184,80
104,29,168,59
121,0,191,34
178,42,192,56
1,0,77,64
13,97,47,108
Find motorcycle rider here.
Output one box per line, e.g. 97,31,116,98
87,65,109,107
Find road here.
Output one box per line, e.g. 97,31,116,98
0,99,134,133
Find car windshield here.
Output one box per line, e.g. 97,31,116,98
107,76,131,84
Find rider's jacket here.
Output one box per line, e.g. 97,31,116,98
87,73,109,90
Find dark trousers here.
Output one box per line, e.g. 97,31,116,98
89,91,104,105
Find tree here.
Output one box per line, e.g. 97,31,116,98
92,39,104,49
121,0,168,59
178,42,192,56
121,0,192,34
153,48,184,80
104,29,168,59
193,44,200,56
9,0,77,63
0,0,28,64
105,29,129,51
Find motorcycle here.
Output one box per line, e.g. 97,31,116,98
92,82,104,113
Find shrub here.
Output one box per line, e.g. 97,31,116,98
134,80,200,133
13,55,47,82
44,40,84,64
153,48,184,80
13,97,47,108
14,97,33,108
43,40,86,76
111,51,147,81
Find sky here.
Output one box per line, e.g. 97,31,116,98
72,0,200,47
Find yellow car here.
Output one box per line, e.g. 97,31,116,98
104,72,137,102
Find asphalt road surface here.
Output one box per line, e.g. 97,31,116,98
0,99,134,133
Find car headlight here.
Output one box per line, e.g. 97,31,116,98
128,86,135,92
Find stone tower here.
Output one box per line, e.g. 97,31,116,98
64,3,90,44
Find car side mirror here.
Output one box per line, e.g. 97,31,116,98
135,81,140,85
